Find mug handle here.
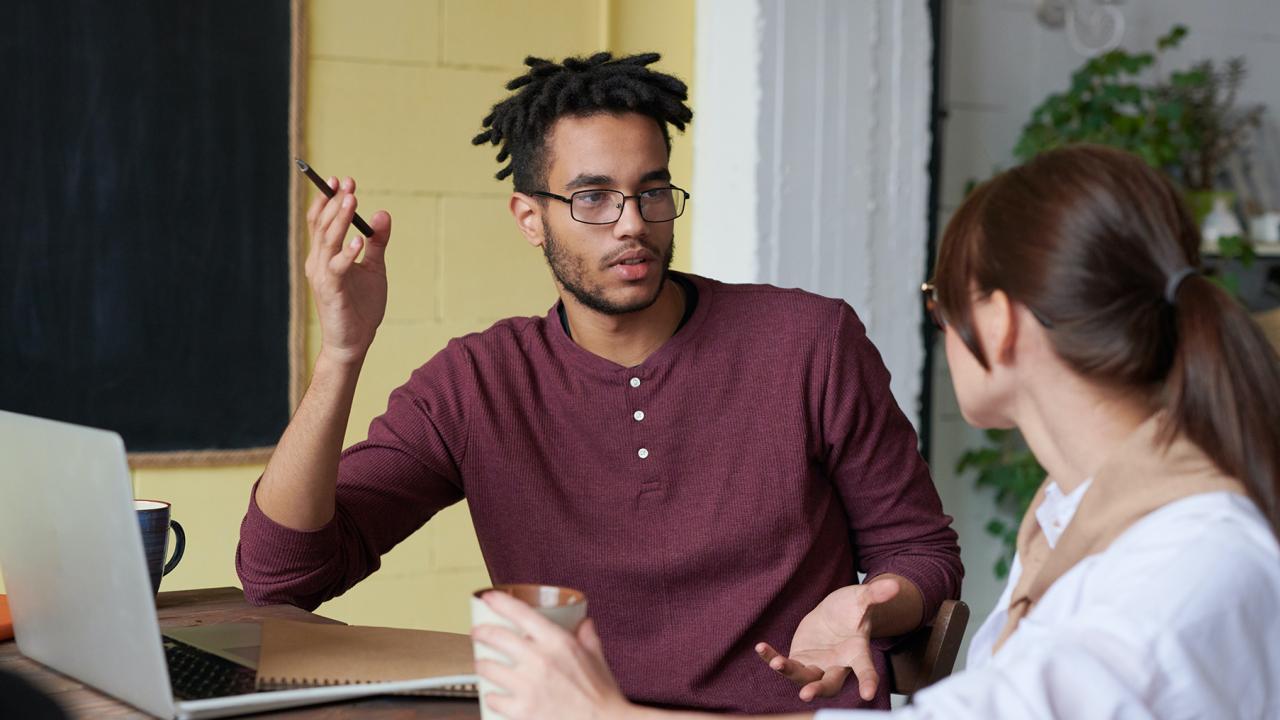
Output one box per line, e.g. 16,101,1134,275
163,520,186,576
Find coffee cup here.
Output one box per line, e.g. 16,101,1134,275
470,584,587,720
135,500,185,596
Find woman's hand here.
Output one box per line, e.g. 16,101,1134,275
472,591,634,720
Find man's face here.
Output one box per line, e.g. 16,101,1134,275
534,112,676,315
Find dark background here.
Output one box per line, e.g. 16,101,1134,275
919,0,944,460
0,1,294,452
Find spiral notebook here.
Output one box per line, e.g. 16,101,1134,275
255,619,478,697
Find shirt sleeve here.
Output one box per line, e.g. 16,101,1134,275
235,339,474,610
820,302,963,630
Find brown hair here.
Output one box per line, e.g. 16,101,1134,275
935,144,1280,534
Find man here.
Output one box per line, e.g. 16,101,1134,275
237,52,961,713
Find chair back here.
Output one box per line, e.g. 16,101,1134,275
888,599,970,697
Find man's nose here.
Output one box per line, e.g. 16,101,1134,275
613,195,647,239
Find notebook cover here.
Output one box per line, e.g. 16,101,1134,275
0,595,11,642
255,618,476,696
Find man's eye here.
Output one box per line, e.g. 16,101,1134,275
641,188,671,201
576,192,610,206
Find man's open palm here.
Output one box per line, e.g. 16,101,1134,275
755,577,901,702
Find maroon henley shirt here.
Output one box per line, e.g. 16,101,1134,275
236,273,962,713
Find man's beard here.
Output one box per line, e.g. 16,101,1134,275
541,219,675,316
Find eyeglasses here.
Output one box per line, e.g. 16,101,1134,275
531,186,690,224
921,282,946,331
921,281,1055,331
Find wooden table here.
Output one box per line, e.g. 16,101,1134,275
0,587,480,719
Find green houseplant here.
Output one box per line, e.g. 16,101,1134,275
956,430,1045,579
957,25,1261,578
1161,55,1264,220
1012,26,1195,169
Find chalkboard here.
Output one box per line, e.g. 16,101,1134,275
0,1,304,464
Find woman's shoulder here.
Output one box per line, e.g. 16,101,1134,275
1111,492,1278,566
1086,492,1280,625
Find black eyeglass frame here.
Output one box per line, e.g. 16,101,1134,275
921,282,1055,331
530,186,691,225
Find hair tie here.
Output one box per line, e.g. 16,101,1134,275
1164,267,1197,305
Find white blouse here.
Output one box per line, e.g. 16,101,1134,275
817,488,1280,720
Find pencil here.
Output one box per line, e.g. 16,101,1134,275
295,158,376,238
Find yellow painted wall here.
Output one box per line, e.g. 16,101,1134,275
0,1,694,634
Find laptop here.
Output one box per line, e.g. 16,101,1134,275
0,410,476,719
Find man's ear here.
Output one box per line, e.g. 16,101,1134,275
987,289,1019,365
510,193,545,248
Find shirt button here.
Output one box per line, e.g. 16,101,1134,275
629,377,641,388
637,448,650,459
633,410,645,422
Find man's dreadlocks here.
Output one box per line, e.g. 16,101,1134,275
472,52,693,193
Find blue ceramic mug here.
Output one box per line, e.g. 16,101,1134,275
135,500,185,596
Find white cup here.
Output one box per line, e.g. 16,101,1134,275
1249,212,1280,244
470,584,588,720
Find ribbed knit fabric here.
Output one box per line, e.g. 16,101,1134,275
236,273,962,713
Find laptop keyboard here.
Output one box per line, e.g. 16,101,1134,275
163,636,261,700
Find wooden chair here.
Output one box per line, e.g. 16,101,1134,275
888,599,970,698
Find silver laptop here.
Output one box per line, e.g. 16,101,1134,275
0,410,475,719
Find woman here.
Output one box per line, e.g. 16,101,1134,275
471,145,1280,719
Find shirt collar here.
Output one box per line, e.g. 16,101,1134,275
1035,478,1093,549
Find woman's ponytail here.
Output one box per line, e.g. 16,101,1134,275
1165,275,1280,533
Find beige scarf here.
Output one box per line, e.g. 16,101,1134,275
992,413,1246,653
